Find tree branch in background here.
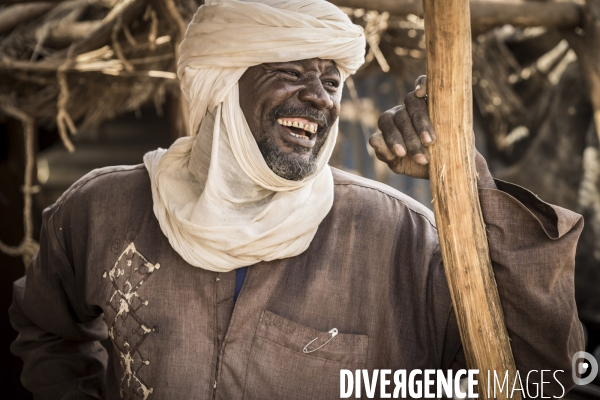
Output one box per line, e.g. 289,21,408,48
152,0,190,136
0,2,55,34
330,0,583,29
564,0,600,143
0,100,40,267
70,0,147,56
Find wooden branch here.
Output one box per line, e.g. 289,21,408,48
470,1,581,30
424,1,521,399
153,0,189,136
3,0,64,4
70,0,147,56
564,0,600,143
330,0,583,29
0,99,40,265
0,39,172,73
111,17,134,72
0,2,55,34
331,0,422,15
37,21,103,44
0,57,62,72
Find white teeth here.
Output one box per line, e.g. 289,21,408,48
290,132,308,139
277,118,318,134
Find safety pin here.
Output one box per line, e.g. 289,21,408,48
303,328,338,354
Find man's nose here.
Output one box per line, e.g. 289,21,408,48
298,77,332,110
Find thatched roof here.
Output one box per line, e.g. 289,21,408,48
0,0,203,151
0,0,203,263
1,0,585,147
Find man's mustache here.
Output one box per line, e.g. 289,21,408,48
269,103,330,130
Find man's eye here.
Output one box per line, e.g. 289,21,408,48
282,70,299,77
324,80,340,88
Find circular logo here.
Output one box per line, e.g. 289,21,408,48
572,351,599,385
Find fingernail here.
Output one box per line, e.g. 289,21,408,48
415,84,421,91
422,131,432,144
414,153,428,165
393,144,406,157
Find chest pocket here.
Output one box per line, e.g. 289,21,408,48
243,310,368,400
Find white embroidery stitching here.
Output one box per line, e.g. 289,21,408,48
103,242,160,400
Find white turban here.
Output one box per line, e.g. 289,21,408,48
144,0,365,272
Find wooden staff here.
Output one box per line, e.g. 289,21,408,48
423,1,521,399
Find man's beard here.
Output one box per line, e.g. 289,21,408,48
257,135,323,181
257,104,330,181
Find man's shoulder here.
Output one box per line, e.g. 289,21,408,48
331,167,436,228
51,164,150,214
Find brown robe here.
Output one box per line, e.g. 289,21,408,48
10,165,584,399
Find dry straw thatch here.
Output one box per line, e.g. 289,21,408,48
0,0,200,264
0,0,201,145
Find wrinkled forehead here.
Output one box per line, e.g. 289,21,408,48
260,59,340,76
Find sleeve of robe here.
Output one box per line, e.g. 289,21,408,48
9,197,108,400
438,179,585,397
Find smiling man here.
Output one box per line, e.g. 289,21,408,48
10,0,585,399
239,59,340,181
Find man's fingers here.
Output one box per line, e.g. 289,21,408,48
404,92,436,147
369,132,396,163
392,106,429,165
377,109,407,158
414,75,427,98
398,156,429,179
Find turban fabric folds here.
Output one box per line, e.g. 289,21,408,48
144,0,365,272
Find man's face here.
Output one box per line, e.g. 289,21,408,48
238,58,341,181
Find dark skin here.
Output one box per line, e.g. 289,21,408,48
239,59,341,179
239,59,496,189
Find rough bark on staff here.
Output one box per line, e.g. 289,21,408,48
423,1,521,399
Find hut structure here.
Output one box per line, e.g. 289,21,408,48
1,0,599,397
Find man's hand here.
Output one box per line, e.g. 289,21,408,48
369,75,497,189
369,75,433,179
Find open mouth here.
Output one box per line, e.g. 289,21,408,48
277,117,319,140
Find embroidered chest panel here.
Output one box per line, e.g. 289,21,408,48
103,242,160,400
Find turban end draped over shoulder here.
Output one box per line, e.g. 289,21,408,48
144,0,365,272
178,0,366,136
